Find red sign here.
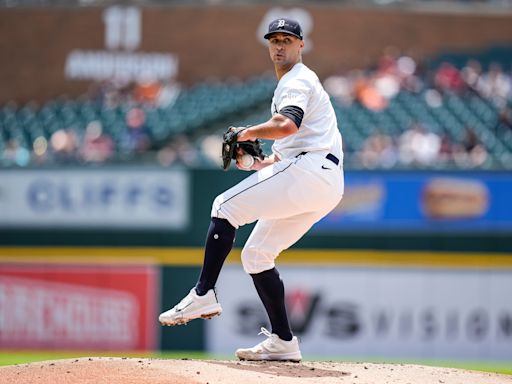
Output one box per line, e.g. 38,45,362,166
0,264,158,350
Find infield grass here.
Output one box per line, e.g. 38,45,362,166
0,350,510,375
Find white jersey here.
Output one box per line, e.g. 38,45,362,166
271,63,343,161
212,63,344,276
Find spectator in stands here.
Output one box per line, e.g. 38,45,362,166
357,131,398,169
438,134,455,165
1,138,30,167
198,134,224,167
88,80,111,106
50,127,80,163
353,70,388,111
134,71,162,106
323,71,355,106
452,127,489,168
156,140,177,167
173,134,198,166
462,127,480,153
31,136,50,165
375,46,420,94
120,107,150,155
478,62,511,108
434,62,465,94
396,53,423,93
374,47,423,98
376,46,400,75
463,127,489,166
88,79,135,108
461,59,484,96
156,80,181,108
81,121,114,163
424,88,444,108
157,134,198,167
398,123,441,166
373,71,401,102
175,134,199,165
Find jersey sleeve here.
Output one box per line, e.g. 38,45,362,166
275,78,310,114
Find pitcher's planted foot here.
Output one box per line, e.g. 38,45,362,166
236,328,302,362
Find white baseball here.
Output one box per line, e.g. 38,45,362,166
239,153,255,169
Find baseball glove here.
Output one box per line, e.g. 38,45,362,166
222,127,265,170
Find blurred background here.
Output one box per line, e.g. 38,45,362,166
0,0,511,371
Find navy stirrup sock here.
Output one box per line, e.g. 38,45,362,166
251,267,293,341
195,217,236,296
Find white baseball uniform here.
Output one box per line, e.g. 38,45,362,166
212,62,344,274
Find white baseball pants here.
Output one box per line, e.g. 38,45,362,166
211,151,344,274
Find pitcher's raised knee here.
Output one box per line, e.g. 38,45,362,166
211,194,240,229
241,247,276,274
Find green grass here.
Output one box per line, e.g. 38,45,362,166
319,356,512,375
0,350,209,367
0,351,510,376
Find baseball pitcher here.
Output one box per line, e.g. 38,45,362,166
159,18,344,362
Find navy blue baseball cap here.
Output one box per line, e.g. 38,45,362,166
264,18,303,40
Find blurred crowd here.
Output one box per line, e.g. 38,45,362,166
88,74,181,110
323,46,512,110
323,46,512,169
356,124,489,169
324,47,423,110
3,109,122,167
1,76,189,168
1,46,512,169
0,109,204,168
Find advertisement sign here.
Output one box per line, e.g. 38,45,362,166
65,6,179,82
313,172,512,233
0,169,189,229
0,263,158,350
207,265,512,360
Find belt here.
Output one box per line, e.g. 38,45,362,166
297,152,339,166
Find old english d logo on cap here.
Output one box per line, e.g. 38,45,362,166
264,18,303,40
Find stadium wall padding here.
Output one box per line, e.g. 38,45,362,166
1,248,512,353
0,168,511,252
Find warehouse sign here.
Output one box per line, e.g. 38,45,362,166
0,169,189,229
0,264,158,350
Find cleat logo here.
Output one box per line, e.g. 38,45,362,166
176,302,193,312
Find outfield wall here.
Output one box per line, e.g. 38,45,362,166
1,167,511,252
211,264,512,360
0,262,159,351
1,166,511,357
1,247,512,360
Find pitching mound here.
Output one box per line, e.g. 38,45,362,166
1,357,511,384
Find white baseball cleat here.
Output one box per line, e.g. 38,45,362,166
235,327,302,362
159,288,222,326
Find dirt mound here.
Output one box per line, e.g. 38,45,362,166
1,357,510,384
